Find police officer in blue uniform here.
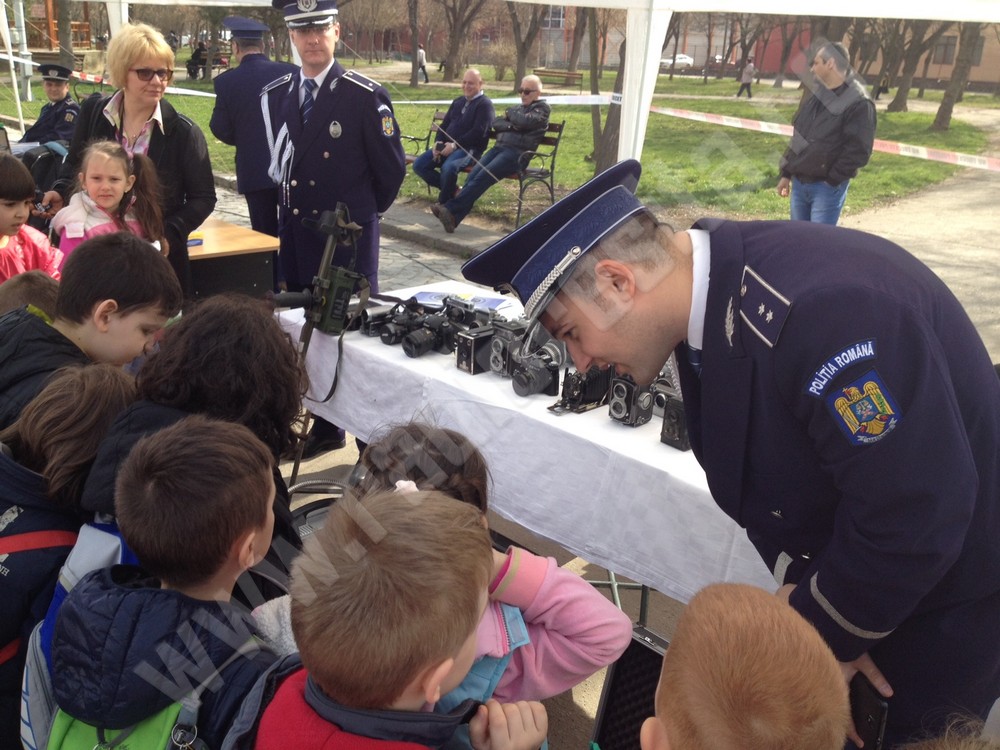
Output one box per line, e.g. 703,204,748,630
462,161,1000,748
211,16,296,240
264,0,406,457
21,64,80,143
262,0,405,293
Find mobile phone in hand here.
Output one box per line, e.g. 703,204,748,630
850,673,888,749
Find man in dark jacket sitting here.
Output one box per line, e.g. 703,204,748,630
433,75,550,233
412,68,494,207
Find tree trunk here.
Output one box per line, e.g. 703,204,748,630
507,1,542,93
932,22,982,131
773,18,800,88
886,21,951,113
408,0,419,86
589,8,602,156
57,0,74,69
917,52,932,98
567,8,587,73
594,38,626,174
702,13,714,84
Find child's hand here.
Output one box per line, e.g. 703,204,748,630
468,698,547,750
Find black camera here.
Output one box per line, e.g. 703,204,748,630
456,324,495,375
402,312,463,358
658,388,691,451
379,304,426,346
511,339,564,398
608,375,654,427
489,319,528,377
549,366,614,415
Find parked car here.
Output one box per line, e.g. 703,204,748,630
660,54,694,71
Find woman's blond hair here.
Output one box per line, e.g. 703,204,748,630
107,22,174,88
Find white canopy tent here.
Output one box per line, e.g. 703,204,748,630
503,0,1000,161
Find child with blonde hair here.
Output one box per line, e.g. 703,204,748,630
0,154,62,283
51,140,166,264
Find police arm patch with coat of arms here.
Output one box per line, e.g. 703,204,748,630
826,368,902,445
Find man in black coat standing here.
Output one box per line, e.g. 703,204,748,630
211,16,297,240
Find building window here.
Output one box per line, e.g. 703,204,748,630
541,6,564,29
932,35,956,65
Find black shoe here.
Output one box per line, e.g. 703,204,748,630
301,431,347,460
437,205,457,234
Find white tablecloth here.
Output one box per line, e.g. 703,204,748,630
279,281,774,603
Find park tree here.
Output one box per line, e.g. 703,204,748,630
432,0,491,81
506,0,544,91
771,16,804,87
566,8,588,73
57,0,74,68
407,0,420,86
885,20,953,112
932,22,983,131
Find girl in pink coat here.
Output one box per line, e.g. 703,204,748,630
52,141,166,266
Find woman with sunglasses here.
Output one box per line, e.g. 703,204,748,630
44,22,216,296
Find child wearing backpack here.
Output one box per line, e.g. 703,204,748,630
0,153,62,284
252,422,632,741
0,365,135,745
48,416,279,750
51,140,166,265
253,489,547,750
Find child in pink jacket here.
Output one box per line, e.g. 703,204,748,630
254,422,633,724
0,154,61,283
51,141,166,266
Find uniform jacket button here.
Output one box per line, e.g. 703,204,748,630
290,179,298,187
309,180,316,186
292,208,300,215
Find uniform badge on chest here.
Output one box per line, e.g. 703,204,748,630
329,121,343,139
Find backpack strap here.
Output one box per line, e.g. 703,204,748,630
0,637,20,666
0,529,78,555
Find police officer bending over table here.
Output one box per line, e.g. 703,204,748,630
462,160,1000,749
263,0,406,456
21,64,80,144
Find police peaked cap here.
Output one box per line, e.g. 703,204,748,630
38,64,72,82
461,159,646,321
223,16,269,42
273,0,338,28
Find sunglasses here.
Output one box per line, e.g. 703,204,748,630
131,68,173,82
518,88,538,95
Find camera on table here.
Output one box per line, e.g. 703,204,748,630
511,339,565,397
608,375,654,427
549,366,615,415
489,319,528,377
360,303,396,337
456,324,495,375
379,302,427,346
402,312,463,358
656,385,691,451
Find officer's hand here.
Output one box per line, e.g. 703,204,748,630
840,652,893,747
41,190,63,215
777,177,790,198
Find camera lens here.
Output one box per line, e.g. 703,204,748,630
512,364,555,397
612,382,629,400
402,327,438,358
380,323,408,346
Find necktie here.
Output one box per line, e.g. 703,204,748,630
301,78,317,125
687,345,703,377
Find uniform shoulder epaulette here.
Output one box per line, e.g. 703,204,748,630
738,265,791,348
343,70,380,92
261,73,293,94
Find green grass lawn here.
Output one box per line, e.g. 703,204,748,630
1,72,991,229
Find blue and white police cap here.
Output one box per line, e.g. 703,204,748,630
223,16,269,42
462,159,645,322
38,64,72,82
273,0,338,28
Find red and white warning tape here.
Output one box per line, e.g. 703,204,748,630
650,105,1000,173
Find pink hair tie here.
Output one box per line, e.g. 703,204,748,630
394,479,419,494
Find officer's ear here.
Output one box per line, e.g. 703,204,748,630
594,259,637,300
